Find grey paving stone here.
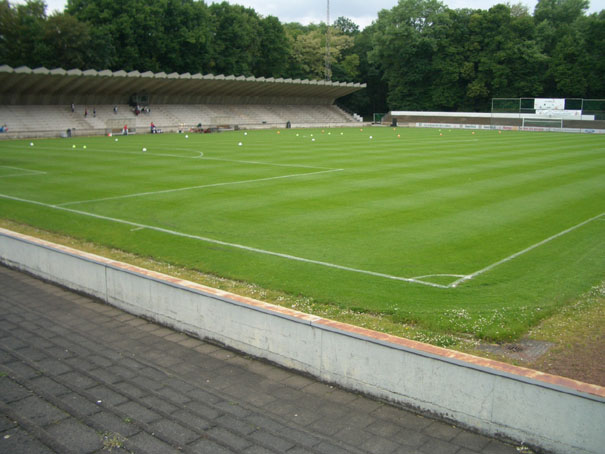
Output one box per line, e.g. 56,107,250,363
333,426,372,446
451,430,492,452
206,426,253,451
184,400,222,420
42,346,76,360
249,430,296,452
0,426,56,454
0,377,32,403
273,425,324,448
423,421,463,441
0,266,529,454
186,387,223,405
87,355,113,368
44,418,103,453
419,437,463,454
366,419,402,437
242,446,275,454
141,395,178,414
155,386,190,404
482,439,520,454
5,360,40,379
87,367,122,384
59,392,102,416
117,401,161,424
28,376,69,397
90,410,140,437
305,416,348,436
59,371,98,390
189,437,236,454
112,381,148,399
12,395,68,426
131,375,165,391
63,357,96,372
35,358,71,376
315,441,362,454
359,434,401,454
148,418,199,445
391,427,431,448
213,414,256,435
126,431,182,454
0,350,14,364
105,364,138,381
171,409,212,431
87,385,128,407
15,347,48,362
0,414,18,432
214,400,251,418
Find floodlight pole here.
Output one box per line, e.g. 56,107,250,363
325,0,331,81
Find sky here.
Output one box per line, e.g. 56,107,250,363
37,0,605,29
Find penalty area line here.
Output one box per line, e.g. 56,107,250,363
56,168,344,207
0,192,447,289
450,211,605,288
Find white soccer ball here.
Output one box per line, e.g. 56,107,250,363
115,138,118,142
185,135,189,139
72,144,76,149
369,136,373,139
238,142,242,146
142,147,147,152
30,142,34,146
312,138,315,142
83,145,87,149
244,132,248,136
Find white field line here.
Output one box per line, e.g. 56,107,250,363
198,155,336,170
23,144,333,170
0,193,448,289
57,168,343,207
0,166,46,178
449,211,605,288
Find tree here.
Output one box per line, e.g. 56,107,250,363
369,0,449,110
253,16,290,77
0,0,48,67
333,16,360,35
41,13,91,69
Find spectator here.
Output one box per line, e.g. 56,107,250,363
93,107,96,118
123,125,128,135
113,105,118,114
84,108,88,118
150,122,156,134
71,103,75,113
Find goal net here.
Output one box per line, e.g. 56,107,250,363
490,98,605,131
522,118,563,128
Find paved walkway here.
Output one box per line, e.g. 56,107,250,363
0,264,522,454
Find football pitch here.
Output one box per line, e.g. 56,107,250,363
1,127,603,341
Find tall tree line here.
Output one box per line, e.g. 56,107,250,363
0,0,603,115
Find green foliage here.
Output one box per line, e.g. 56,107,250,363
0,0,603,115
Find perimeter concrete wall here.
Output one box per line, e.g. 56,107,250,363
1,227,604,454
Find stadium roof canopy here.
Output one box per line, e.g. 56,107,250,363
0,65,366,106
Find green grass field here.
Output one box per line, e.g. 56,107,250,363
1,127,603,342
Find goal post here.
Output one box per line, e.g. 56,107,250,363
490,98,605,131
521,118,563,129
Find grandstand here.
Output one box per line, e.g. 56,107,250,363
0,65,365,138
